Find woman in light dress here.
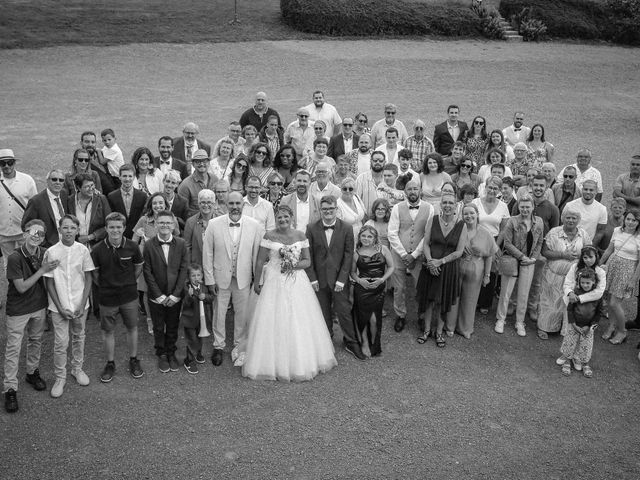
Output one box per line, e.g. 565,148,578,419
420,153,452,207
336,177,367,243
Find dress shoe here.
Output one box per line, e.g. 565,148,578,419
345,343,367,361
50,378,66,398
211,349,224,366
394,317,406,332
4,389,18,413
25,369,46,391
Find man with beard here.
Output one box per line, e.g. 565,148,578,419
177,150,218,217
556,149,603,202
81,131,117,195
565,180,607,246
279,170,321,233
304,91,342,138
240,91,281,132
284,108,315,159
153,136,188,180
173,122,212,166
355,151,386,214
433,105,469,156
502,112,531,147
203,192,263,366
388,176,434,333
346,133,373,177
243,176,275,231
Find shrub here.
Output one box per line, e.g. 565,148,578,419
520,18,547,41
281,0,483,37
471,1,505,39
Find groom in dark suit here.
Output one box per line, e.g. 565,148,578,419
306,195,365,360
433,104,469,156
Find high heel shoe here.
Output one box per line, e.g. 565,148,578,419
416,331,431,344
601,324,616,341
609,332,627,345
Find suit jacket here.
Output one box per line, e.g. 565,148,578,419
202,214,263,290
433,121,469,156
21,189,69,248
305,218,354,289
183,213,210,266
66,194,112,246
107,188,148,239
170,194,189,231
279,193,321,231
327,133,360,161
172,137,212,162
153,156,189,181
143,236,189,300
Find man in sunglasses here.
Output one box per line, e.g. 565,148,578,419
327,118,359,161
370,103,409,149
551,165,581,214
21,169,68,248
0,149,37,266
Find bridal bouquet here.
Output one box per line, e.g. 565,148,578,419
279,244,302,278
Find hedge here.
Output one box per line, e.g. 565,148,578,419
280,0,483,37
499,0,640,45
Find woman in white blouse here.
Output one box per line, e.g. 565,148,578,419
132,147,163,195
337,177,367,243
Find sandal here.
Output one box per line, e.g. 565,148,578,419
562,363,571,376
583,365,593,378
416,331,431,344
537,329,548,340
436,334,446,348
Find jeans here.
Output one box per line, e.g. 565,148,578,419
3,309,46,392
51,308,89,380
496,264,536,325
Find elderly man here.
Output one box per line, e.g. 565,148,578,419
327,117,359,160
403,119,435,172
81,131,117,195
613,154,640,209
0,149,37,265
375,127,402,166
240,91,281,132
183,189,216,266
173,122,211,164
243,176,275,231
346,133,373,177
309,162,340,201
556,149,603,202
154,136,188,180
565,180,607,245
552,165,581,213
433,105,469,156
304,90,342,137
213,121,245,158
502,112,531,147
355,151,387,214
370,103,409,149
284,108,315,159
541,162,557,189
177,149,218,216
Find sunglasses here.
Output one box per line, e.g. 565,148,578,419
27,229,46,238
474,120,485,125
76,157,90,163
563,174,575,179
321,207,336,212
415,127,424,130
357,119,367,123
255,151,268,156
343,123,353,127
385,111,396,114
49,177,65,182
269,181,284,186
461,164,473,169
298,115,308,118
0,159,16,167
342,187,354,192
314,127,324,131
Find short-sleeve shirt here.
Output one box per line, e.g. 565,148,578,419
614,173,640,199
91,238,144,307
610,227,640,262
472,198,510,237
5,247,48,316
565,198,607,239
43,241,95,313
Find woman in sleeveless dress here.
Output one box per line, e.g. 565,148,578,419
240,205,337,381
350,225,394,357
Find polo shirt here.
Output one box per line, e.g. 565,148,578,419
91,238,143,307
5,246,48,316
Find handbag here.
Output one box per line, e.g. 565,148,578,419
497,251,519,277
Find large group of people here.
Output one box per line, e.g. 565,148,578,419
1,91,639,414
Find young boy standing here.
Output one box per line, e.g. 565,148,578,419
43,215,95,398
91,212,145,382
3,220,57,413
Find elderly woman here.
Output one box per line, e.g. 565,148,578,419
337,177,367,242
183,189,215,266
313,120,330,144
260,171,286,211
537,208,591,339
451,156,480,191
510,142,533,187
132,147,163,195
353,112,371,136
495,195,544,337
64,148,102,195
541,162,557,189
247,142,274,190
420,153,452,207
526,123,555,167
452,203,498,338
334,154,356,186
472,176,511,313
464,115,488,166
273,145,299,192
416,192,467,347
66,172,111,249
300,138,334,179
365,198,392,248
211,138,235,179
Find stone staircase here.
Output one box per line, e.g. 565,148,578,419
498,15,523,42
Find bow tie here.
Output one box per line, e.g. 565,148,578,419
409,205,420,210
161,160,170,165
323,224,335,230
229,222,240,228
513,128,521,132
159,240,173,246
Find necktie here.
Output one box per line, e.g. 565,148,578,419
409,205,420,210
54,196,64,217
123,191,131,216
323,225,335,230
229,222,240,228
186,146,193,161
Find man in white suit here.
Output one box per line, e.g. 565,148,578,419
203,191,263,366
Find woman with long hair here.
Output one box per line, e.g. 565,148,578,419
526,123,555,168
420,153,452,207
464,115,488,167
227,154,250,195
247,142,274,191
211,138,235,179
450,156,480,191
273,145,299,193
132,147,163,195
364,198,392,248
337,177,367,242
64,148,103,195
485,129,514,166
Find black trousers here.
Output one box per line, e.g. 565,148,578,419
148,301,181,357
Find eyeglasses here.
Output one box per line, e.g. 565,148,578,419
474,120,485,125
357,119,367,123
385,111,396,115
343,123,353,127
342,187,354,192
269,181,283,186
199,201,215,205
461,164,472,169
76,158,90,163
0,159,16,167
49,177,65,182
298,115,308,118
563,174,575,179
255,151,268,156
321,207,336,212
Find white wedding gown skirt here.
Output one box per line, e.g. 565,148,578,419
241,240,337,381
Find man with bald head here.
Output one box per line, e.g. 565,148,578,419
173,122,211,164
284,108,316,158
240,92,281,132
556,149,603,202
404,119,435,172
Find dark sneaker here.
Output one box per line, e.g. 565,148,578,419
100,362,116,383
345,343,367,361
4,389,18,413
158,355,170,373
168,355,179,372
25,369,46,391
184,358,199,375
211,349,224,366
129,358,144,379
195,351,205,364
393,317,406,333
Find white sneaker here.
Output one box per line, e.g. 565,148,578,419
494,320,505,334
147,317,153,335
50,378,66,398
516,323,526,337
71,369,90,386
572,361,582,371
556,356,567,365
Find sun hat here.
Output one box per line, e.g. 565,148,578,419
0,149,17,161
